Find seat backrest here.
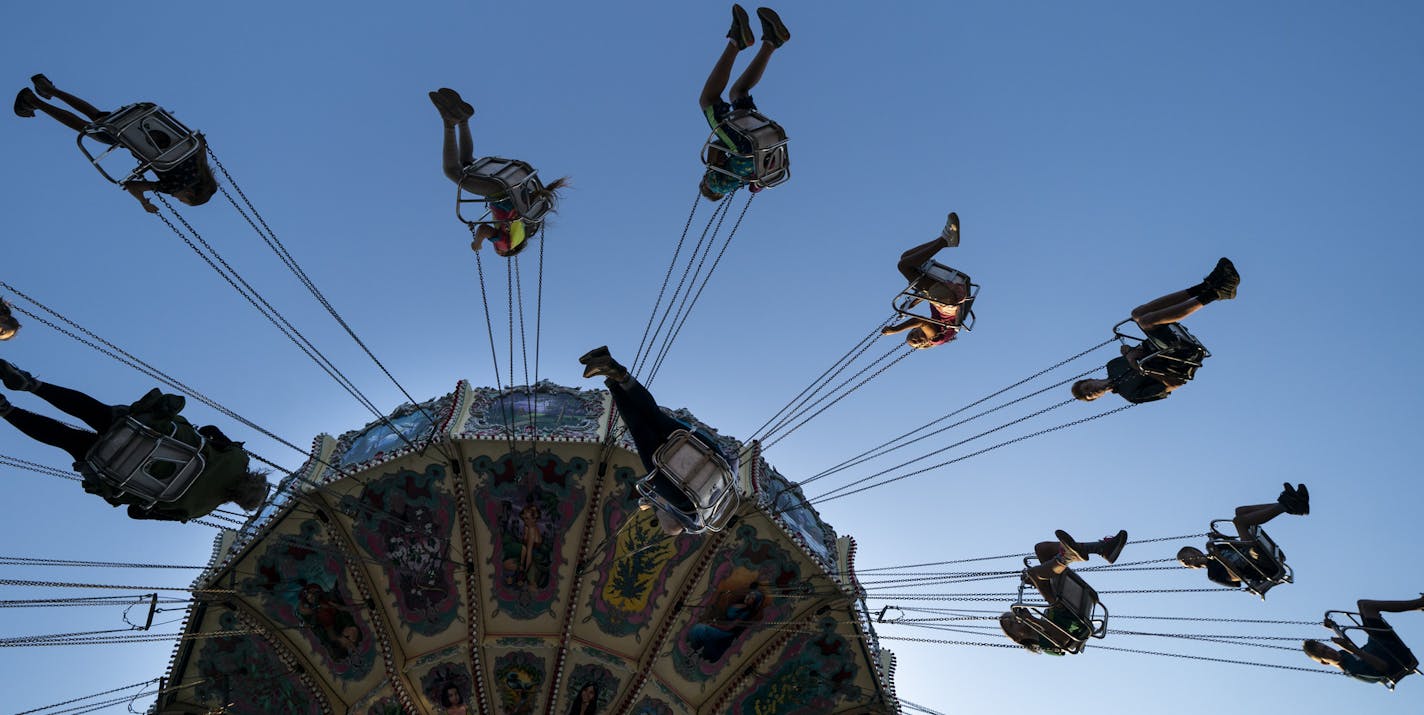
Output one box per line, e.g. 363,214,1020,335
84,417,206,508
702,110,792,189
91,103,202,170
457,156,551,225
644,430,739,533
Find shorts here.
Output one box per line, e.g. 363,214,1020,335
703,95,758,153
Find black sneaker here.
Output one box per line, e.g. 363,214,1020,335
728,5,754,50
941,212,960,247
756,7,791,48
30,74,55,100
0,359,37,391
1054,530,1085,563
1098,530,1129,564
437,87,474,120
13,88,37,118
1203,257,1240,300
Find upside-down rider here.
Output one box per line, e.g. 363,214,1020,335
0,360,269,522
429,87,568,258
699,4,790,201
1072,258,1240,404
1178,483,1309,589
881,212,965,350
1304,594,1424,686
1000,529,1128,655
578,347,735,536
14,74,217,213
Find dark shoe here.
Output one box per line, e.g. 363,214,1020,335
579,346,628,381
438,87,474,120
0,392,10,416
430,88,472,123
0,360,37,391
1203,257,1239,300
1054,530,1085,563
1097,530,1129,564
14,88,37,118
728,4,754,50
941,212,960,247
1278,482,1310,515
756,7,790,48
30,74,55,100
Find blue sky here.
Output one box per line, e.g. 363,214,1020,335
2,1,1423,713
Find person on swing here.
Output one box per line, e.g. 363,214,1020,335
428,87,568,258
1304,595,1424,685
699,5,791,201
14,74,218,212
881,213,965,349
0,359,269,522
1072,258,1240,404
577,347,735,536
1177,483,1309,589
999,528,1128,655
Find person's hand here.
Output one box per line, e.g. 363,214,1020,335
140,198,159,214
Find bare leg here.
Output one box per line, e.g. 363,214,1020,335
42,84,107,121
1232,503,1285,535
1358,596,1424,620
1131,290,1204,327
729,43,776,101
700,42,743,108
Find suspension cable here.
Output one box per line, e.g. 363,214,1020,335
205,149,441,430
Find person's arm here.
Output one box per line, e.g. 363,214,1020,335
881,318,923,336
126,504,188,522
121,181,161,213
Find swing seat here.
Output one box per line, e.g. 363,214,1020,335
454,156,552,226
893,261,979,331
82,416,207,510
634,429,739,535
1206,520,1293,599
76,103,203,185
1322,610,1422,690
701,109,791,190
1112,319,1210,382
1013,558,1109,655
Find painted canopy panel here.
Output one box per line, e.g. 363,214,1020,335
154,382,896,714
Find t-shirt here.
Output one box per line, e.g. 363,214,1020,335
1034,605,1088,656
1105,356,1171,404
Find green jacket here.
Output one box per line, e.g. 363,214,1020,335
81,389,251,523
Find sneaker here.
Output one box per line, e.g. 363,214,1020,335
1203,257,1240,300
1098,530,1129,564
0,359,37,391
13,88,37,118
30,74,55,100
941,212,960,247
578,346,628,381
1054,530,1085,563
756,7,791,48
727,4,754,50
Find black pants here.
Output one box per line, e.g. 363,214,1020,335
606,377,697,513
3,382,119,463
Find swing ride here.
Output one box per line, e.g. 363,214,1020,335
4,4,1421,715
